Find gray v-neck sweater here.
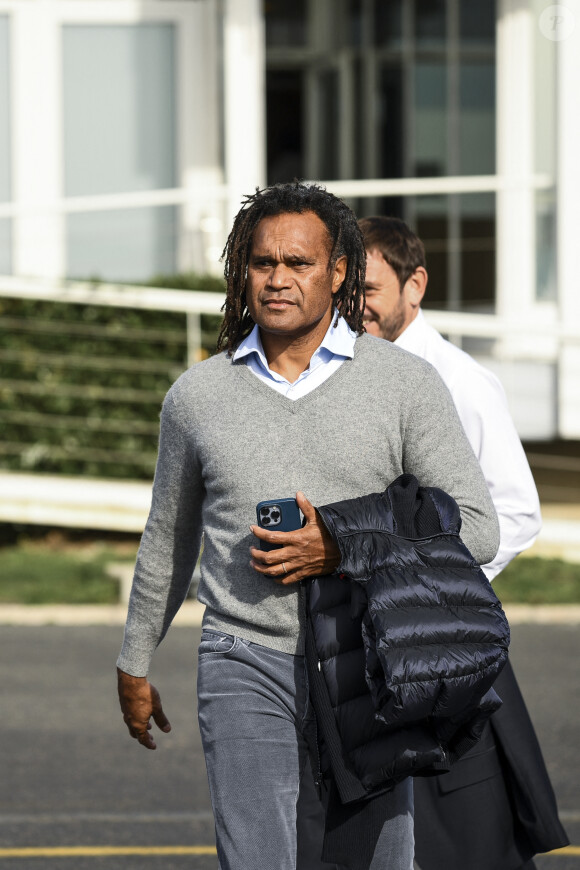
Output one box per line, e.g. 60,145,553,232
117,333,499,676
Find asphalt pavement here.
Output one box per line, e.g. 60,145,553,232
1,620,578,869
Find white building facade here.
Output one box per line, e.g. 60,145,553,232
0,0,579,439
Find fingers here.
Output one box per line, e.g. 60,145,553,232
248,538,290,563
135,728,158,750
151,686,172,734
123,710,156,747
249,546,294,581
249,539,320,585
248,534,294,567
249,523,288,546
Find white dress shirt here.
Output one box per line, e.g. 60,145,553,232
396,309,542,579
233,314,357,399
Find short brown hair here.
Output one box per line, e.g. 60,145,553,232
358,216,426,291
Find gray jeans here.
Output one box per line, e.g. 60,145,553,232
197,629,414,870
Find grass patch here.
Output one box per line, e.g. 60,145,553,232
492,556,580,604
0,537,137,604
0,534,579,606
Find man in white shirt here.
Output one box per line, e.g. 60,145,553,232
358,215,568,870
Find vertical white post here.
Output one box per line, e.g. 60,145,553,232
556,1,580,437
223,0,266,226
179,0,224,275
11,3,64,278
495,1,535,346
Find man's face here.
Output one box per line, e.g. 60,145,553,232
363,248,411,342
246,211,346,340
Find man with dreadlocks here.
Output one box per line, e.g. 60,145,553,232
117,182,499,870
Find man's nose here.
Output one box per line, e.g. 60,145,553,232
268,263,292,288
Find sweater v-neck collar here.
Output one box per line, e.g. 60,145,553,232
232,335,371,414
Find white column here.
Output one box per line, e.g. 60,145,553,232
223,0,266,226
495,1,536,350
11,3,64,278
556,0,580,437
179,0,225,275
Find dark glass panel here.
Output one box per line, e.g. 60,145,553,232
317,69,340,179
353,57,363,178
414,62,447,178
264,0,307,47
378,65,404,179
460,0,496,43
373,64,405,214
347,0,364,47
266,70,304,184
460,216,496,309
415,0,446,45
374,0,403,47
417,215,449,308
459,62,496,175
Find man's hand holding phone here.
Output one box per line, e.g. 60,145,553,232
249,491,341,585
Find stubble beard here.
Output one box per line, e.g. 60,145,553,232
375,306,407,343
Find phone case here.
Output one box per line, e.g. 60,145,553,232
256,498,302,551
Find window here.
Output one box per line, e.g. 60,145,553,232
0,15,11,274
266,0,498,311
63,23,177,282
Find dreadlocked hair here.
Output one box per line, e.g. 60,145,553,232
216,181,367,355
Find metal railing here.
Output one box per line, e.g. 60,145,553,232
0,174,554,220
1,273,579,529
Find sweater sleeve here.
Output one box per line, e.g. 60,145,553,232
117,387,204,677
449,365,541,579
401,362,500,565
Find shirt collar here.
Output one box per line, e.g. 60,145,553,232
233,312,357,368
394,308,426,353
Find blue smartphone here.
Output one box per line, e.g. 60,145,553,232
256,498,302,551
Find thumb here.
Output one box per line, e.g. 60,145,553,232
296,491,317,524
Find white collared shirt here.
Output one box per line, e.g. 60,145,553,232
396,309,542,579
233,314,357,400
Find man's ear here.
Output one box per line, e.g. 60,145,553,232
405,267,427,310
332,255,348,295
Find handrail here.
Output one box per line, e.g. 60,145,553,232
0,275,225,315
0,174,555,218
321,173,554,197
2,276,578,343
0,274,577,528
0,184,230,218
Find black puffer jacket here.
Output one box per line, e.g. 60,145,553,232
306,474,510,801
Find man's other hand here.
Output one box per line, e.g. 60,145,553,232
249,491,341,585
117,668,171,750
